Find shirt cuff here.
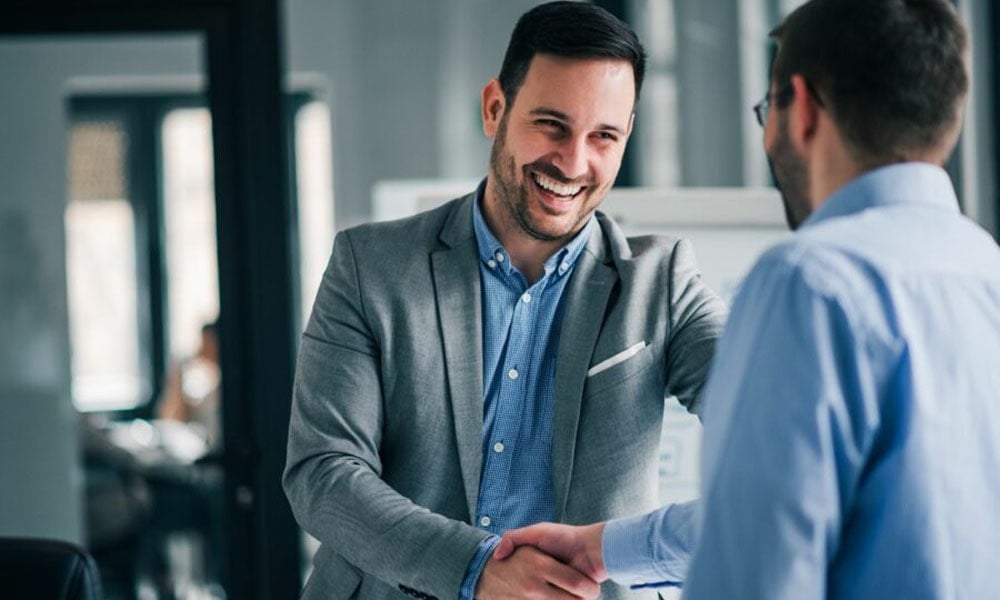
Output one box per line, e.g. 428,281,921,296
601,501,698,588
459,535,501,600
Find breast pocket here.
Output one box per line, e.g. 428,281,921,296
583,341,655,398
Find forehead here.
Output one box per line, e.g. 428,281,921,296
512,54,636,128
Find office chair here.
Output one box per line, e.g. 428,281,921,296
0,537,103,600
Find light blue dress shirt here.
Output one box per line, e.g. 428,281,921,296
460,187,596,598
604,163,1000,599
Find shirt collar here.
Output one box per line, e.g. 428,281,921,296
802,162,960,229
472,179,595,280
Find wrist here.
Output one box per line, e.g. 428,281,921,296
463,536,500,600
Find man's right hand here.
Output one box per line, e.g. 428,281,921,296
493,522,607,584
474,545,600,599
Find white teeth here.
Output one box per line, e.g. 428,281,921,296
533,173,582,197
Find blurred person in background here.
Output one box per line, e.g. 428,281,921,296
158,320,221,450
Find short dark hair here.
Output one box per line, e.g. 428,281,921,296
771,0,968,164
498,1,646,106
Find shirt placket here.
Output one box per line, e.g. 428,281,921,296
476,267,543,534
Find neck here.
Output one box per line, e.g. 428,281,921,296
808,127,866,211
505,239,561,285
481,180,566,284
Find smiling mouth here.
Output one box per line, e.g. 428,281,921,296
531,171,585,199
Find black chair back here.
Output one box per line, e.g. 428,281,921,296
0,537,103,600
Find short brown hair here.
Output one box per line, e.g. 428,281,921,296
771,0,968,163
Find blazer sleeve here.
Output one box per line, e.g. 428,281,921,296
282,231,489,598
664,238,728,418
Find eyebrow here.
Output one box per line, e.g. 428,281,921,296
529,107,628,136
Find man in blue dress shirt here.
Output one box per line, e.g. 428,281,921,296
283,2,726,599
497,0,1000,598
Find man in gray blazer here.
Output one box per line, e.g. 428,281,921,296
283,2,726,599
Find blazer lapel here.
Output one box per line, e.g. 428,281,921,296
552,223,617,521
431,196,484,521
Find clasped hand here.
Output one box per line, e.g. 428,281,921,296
475,522,606,600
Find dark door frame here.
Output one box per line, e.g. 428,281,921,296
2,2,302,598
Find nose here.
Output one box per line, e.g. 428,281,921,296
551,134,590,181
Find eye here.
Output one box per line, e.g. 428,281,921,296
593,131,619,143
536,119,567,133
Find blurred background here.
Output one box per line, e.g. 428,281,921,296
1,0,996,598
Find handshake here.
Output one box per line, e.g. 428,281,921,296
475,522,607,600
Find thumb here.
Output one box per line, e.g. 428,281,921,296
492,536,515,560
494,525,543,559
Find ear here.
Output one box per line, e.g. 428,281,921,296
786,74,821,153
481,79,506,138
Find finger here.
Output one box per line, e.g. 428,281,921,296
541,556,602,599
501,523,546,549
544,582,598,600
493,536,515,560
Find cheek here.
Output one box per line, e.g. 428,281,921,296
763,120,779,152
520,138,558,164
511,129,581,167
595,151,625,182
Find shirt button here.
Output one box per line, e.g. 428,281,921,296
559,262,569,273
495,252,505,263
480,516,491,527
507,368,518,380
521,292,531,304
493,442,505,453
487,259,496,269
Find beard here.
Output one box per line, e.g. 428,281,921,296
767,114,812,231
488,116,598,243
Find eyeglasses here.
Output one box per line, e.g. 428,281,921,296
752,84,794,127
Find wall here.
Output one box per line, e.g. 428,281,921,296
284,0,539,229
673,0,745,185
0,34,202,542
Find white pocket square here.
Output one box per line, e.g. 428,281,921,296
586,341,647,378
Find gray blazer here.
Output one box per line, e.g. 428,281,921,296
284,193,726,599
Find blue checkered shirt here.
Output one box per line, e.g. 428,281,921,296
459,186,596,598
